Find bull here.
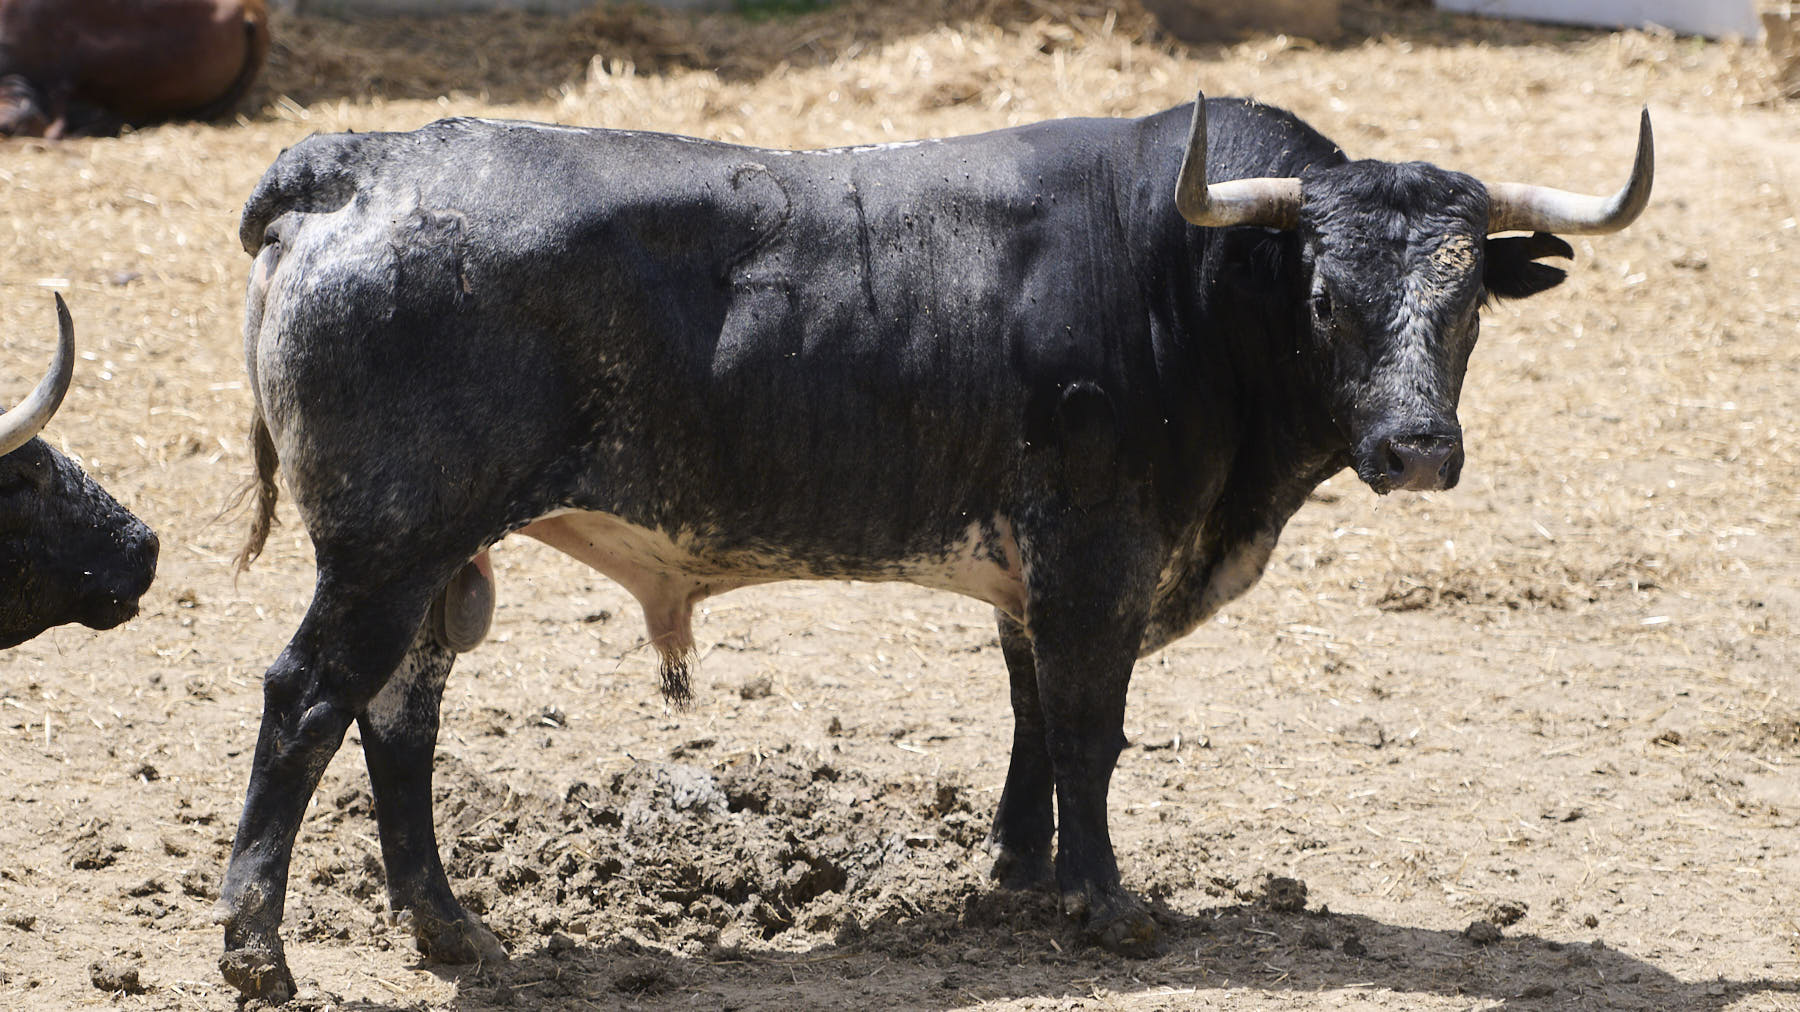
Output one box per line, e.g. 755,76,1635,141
217,93,1650,1000
0,0,269,138
1,295,158,647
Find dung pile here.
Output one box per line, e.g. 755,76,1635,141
408,747,999,955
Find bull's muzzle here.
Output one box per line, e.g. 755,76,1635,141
1373,433,1464,493
80,523,159,631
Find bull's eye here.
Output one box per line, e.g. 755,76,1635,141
1311,290,1333,321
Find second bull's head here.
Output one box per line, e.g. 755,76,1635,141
0,295,158,648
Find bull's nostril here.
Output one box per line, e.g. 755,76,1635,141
1382,444,1406,478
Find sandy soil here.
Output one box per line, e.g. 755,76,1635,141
1,1,1797,1009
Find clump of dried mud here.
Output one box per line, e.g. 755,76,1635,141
450,749,991,952
295,746,1045,963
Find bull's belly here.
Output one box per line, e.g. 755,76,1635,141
512,509,1024,663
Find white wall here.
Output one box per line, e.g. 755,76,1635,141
1435,0,1761,38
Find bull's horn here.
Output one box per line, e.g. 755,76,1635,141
0,293,75,457
1488,108,1653,235
1175,91,1302,231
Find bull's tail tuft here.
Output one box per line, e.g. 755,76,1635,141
231,411,280,575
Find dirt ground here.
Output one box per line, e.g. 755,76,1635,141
1,1,1797,1009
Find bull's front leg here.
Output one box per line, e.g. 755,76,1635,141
1018,521,1163,958
216,577,434,1003
989,610,1054,889
358,613,504,968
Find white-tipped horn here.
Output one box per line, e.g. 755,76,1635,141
1175,91,1302,231
1487,108,1654,235
0,293,75,457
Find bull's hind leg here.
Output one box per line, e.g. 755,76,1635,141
989,610,1054,889
358,578,505,967
217,575,438,1002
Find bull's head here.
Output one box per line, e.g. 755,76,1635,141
0,295,158,648
1175,93,1652,494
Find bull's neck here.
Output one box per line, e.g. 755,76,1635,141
1130,200,1350,541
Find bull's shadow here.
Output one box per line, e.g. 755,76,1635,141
361,893,1797,1011
247,0,1609,115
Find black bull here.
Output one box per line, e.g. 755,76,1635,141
0,295,157,648
217,94,1651,1000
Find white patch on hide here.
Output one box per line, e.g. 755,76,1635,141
893,518,1025,623
1195,533,1276,619
363,668,409,729
518,510,1026,676
1143,530,1279,654
520,511,720,669
1386,232,1480,411
362,639,447,730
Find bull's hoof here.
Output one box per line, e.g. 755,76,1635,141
402,909,508,967
1063,889,1160,959
219,945,296,1004
988,841,1053,892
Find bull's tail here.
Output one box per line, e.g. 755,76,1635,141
231,411,280,574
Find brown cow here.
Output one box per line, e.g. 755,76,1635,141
0,0,269,138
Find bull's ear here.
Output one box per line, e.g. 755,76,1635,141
1484,231,1574,300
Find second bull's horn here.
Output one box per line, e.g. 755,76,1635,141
1487,108,1654,235
0,293,75,458
1175,91,1303,231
